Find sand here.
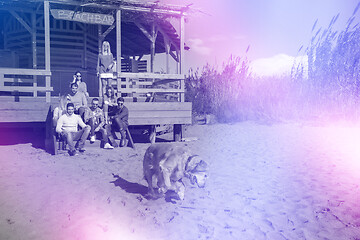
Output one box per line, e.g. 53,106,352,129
0,122,360,240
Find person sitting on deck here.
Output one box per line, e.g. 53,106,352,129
105,97,129,147
87,98,114,149
56,103,91,156
97,40,115,97
103,86,117,124
71,71,89,102
53,94,70,127
67,82,88,122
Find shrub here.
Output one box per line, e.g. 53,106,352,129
186,3,360,124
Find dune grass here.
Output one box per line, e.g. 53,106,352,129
186,3,360,124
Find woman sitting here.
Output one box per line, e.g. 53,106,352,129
71,71,89,102
103,86,118,124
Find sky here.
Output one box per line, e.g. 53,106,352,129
159,0,360,76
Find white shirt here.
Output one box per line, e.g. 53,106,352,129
56,113,86,133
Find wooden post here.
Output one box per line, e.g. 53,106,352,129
45,105,56,155
83,24,87,69
164,37,170,74
98,25,103,97
149,125,156,144
0,73,4,90
116,9,123,97
116,9,122,95
44,1,51,103
32,12,37,97
173,124,182,142
180,15,185,102
150,23,155,73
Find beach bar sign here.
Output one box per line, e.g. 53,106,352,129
51,9,114,25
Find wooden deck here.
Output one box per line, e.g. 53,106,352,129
0,96,192,154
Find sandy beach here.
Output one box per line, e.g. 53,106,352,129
0,122,360,240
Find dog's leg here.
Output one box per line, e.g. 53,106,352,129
144,169,155,195
172,180,185,200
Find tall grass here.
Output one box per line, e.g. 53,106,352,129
186,3,360,124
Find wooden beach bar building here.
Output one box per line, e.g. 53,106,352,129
0,0,192,153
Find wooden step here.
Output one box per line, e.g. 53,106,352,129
0,101,51,122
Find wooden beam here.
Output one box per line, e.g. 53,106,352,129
98,25,102,97
129,118,191,125
46,0,186,16
174,124,182,141
119,88,185,94
137,55,144,61
150,23,155,72
101,23,116,38
164,37,170,73
116,9,122,93
44,1,51,102
169,50,179,62
156,23,180,52
180,14,185,102
0,68,51,76
152,78,181,86
0,86,53,92
125,102,192,111
118,72,184,79
32,12,38,97
9,10,33,34
83,24,87,69
134,21,152,41
44,2,51,71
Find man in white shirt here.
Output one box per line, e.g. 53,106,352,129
56,102,91,156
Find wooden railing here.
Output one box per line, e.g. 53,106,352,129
113,72,185,102
0,68,53,102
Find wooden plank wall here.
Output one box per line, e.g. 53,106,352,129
3,13,99,96
0,101,50,122
125,102,192,125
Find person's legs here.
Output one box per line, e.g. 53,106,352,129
114,116,128,147
107,78,112,89
99,127,108,142
78,107,85,121
102,78,107,97
73,125,91,151
105,124,118,147
87,118,96,137
103,104,109,123
61,131,76,155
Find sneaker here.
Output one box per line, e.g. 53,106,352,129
104,142,114,149
68,150,76,156
120,138,127,147
78,148,86,153
109,138,118,148
90,135,96,143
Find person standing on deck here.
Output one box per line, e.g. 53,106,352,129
97,41,115,97
56,103,91,156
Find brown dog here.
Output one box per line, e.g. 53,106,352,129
143,143,208,200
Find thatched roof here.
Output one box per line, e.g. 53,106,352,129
0,0,190,56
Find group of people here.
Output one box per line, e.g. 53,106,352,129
53,40,129,156
54,71,129,156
